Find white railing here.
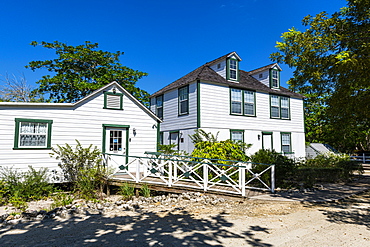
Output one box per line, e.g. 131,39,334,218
103,153,275,196
350,154,370,164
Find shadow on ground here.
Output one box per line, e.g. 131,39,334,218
316,191,370,230
0,209,272,246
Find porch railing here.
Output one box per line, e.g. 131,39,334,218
102,152,275,196
350,154,370,164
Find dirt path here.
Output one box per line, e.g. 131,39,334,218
1,192,369,246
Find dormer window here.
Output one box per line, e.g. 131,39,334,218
230,60,237,80
227,59,238,81
270,69,280,88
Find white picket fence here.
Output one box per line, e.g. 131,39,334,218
102,152,275,196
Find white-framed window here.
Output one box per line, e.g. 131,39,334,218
230,130,244,142
228,59,238,81
178,86,189,115
281,97,290,119
270,95,290,119
270,69,280,88
281,133,291,153
14,118,53,149
156,95,163,119
244,90,255,116
231,88,242,114
271,95,280,118
231,88,256,116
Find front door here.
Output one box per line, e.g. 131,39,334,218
104,127,128,170
169,131,179,150
262,132,273,150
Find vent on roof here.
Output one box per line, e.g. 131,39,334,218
217,63,221,69
259,73,263,78
104,92,123,110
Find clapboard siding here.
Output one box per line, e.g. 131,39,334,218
0,83,159,174
160,82,197,131
200,82,304,132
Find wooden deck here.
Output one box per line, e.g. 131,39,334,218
110,173,268,198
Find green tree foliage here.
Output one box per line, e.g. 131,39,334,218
270,0,370,153
26,41,149,104
191,140,250,164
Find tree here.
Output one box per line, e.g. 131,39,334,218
270,0,370,153
26,41,149,104
0,73,43,102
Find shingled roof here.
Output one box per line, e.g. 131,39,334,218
150,53,303,99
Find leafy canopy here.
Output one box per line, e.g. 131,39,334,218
27,41,149,104
270,0,370,152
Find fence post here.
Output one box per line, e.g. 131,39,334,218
363,153,366,164
203,162,208,191
168,160,173,187
240,167,246,197
136,158,140,183
271,165,275,193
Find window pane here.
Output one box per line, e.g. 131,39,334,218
19,122,48,147
232,102,242,114
156,95,163,107
281,108,289,119
282,134,291,153
231,89,242,101
281,97,289,107
230,70,237,79
231,131,243,142
230,60,237,69
271,95,279,106
244,103,254,115
157,108,163,119
271,106,280,118
282,145,290,153
244,91,254,103
180,101,188,114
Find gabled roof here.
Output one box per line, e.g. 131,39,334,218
249,63,282,75
0,81,162,122
151,53,303,99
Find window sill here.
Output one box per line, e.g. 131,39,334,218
230,113,256,117
13,147,52,150
270,117,291,120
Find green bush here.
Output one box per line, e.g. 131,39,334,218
300,153,363,184
250,149,297,188
51,192,74,208
51,140,113,199
119,182,135,200
139,183,151,198
0,166,55,209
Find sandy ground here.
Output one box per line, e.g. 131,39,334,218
1,192,369,247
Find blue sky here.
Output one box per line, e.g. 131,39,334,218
0,0,347,95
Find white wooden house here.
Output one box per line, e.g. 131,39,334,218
0,82,161,180
150,52,306,158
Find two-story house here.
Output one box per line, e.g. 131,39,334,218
150,52,305,158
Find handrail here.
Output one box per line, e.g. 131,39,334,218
103,152,276,194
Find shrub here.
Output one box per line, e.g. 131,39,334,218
191,140,250,164
250,149,297,188
119,182,135,200
51,140,113,199
301,153,363,183
0,166,55,208
140,184,151,198
51,192,74,208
